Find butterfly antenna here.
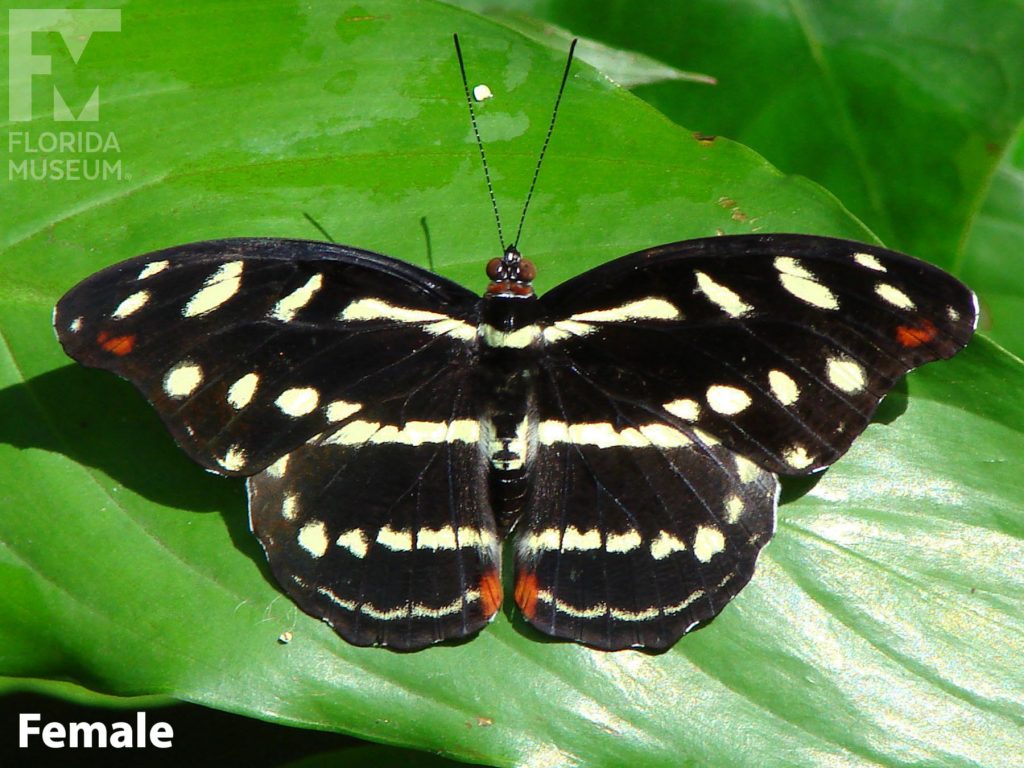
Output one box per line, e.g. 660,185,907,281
454,33,506,253
511,37,577,251
303,212,336,243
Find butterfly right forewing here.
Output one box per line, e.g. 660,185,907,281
537,234,977,476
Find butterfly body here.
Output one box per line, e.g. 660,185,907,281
55,232,976,650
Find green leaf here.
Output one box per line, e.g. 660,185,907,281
466,0,1024,267
963,129,1024,357
2,2,1021,767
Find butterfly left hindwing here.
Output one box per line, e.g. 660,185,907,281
248,368,501,650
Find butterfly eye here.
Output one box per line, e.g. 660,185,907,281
486,257,505,281
517,259,537,283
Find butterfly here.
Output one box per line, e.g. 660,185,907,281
53,38,977,651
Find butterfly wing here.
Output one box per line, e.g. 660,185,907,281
537,234,977,475
55,238,480,476
513,366,778,650
512,233,976,649
248,367,502,650
56,237,502,648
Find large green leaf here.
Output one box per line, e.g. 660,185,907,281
468,0,1024,261
964,131,1024,355
2,2,1021,766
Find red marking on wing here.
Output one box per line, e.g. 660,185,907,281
514,570,539,620
896,319,938,348
96,330,136,356
478,569,503,619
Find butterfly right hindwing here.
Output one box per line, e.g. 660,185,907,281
511,365,778,650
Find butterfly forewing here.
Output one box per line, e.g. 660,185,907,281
538,234,977,476
54,238,479,476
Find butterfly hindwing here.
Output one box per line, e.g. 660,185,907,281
54,238,479,476
248,369,502,650
512,366,778,650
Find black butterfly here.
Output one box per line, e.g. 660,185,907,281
53,40,977,652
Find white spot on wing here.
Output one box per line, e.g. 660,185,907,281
271,273,323,322
218,444,247,472
768,370,800,405
325,420,381,445
693,526,725,562
605,530,642,553
853,252,887,272
265,453,289,478
183,261,244,317
725,495,744,523
536,589,705,621
664,398,701,421
227,372,259,409
519,527,561,553
783,444,814,469
562,526,602,551
826,357,867,394
164,361,203,398
69,316,83,333
276,387,320,417
339,298,475,340
416,526,457,550
281,493,298,521
297,520,329,558
543,320,593,343
137,260,170,280
650,530,687,559
734,454,760,483
639,423,691,447
112,290,150,319
569,298,680,323
326,400,361,422
706,384,752,415
875,282,915,309
536,420,689,448
377,525,413,551
776,258,838,310
695,271,752,317
336,528,368,558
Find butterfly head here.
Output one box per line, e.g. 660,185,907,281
486,245,536,297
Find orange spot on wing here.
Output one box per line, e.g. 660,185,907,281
478,569,503,619
514,571,539,620
896,319,938,348
96,330,137,356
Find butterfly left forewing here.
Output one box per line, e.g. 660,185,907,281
538,234,977,476
55,238,479,476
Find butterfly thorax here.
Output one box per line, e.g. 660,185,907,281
479,254,542,535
